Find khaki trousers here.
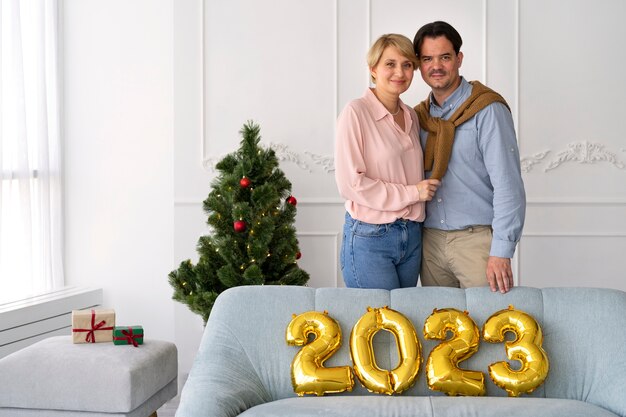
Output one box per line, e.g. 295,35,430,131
420,226,492,288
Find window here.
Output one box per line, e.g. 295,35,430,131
0,0,63,303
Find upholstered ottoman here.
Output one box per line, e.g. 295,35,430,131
0,336,177,417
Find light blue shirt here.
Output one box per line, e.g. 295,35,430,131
420,77,526,258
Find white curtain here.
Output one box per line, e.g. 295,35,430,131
0,0,63,303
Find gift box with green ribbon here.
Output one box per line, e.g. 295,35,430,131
113,326,144,347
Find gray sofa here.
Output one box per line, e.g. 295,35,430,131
176,285,626,417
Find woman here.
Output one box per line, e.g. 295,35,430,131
335,34,440,289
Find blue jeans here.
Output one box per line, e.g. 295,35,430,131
340,212,422,289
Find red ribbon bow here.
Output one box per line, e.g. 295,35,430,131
114,327,142,347
72,309,114,343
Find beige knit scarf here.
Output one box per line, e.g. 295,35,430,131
414,81,510,179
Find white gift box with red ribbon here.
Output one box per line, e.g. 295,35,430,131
71,309,116,343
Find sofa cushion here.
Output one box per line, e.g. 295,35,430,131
0,336,177,413
238,397,620,417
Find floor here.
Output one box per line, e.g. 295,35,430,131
157,394,180,417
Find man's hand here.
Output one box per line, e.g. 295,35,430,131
486,256,514,293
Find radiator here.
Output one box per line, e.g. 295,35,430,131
0,287,103,358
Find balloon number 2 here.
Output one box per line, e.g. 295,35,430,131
285,311,355,396
423,308,485,396
286,305,549,397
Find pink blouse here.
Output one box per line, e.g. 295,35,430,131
335,88,425,224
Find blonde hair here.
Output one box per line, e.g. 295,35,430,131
367,34,419,84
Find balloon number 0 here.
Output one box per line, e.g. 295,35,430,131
350,307,421,395
286,305,549,397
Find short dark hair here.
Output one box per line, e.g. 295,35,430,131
413,21,463,58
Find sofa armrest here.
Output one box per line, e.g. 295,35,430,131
176,322,271,417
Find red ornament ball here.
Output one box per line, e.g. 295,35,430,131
287,196,297,206
296,251,302,260
239,177,251,188
233,220,247,233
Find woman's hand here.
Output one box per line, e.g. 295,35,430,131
416,179,441,202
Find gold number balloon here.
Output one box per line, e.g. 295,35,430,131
482,305,550,397
286,311,354,396
423,308,485,396
350,306,421,395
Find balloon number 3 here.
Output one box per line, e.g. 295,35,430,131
482,306,550,397
286,306,549,397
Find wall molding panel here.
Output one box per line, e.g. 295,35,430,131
292,232,342,288
527,199,626,206
174,199,345,207
201,0,339,175
523,232,626,238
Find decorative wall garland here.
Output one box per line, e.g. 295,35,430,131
204,142,334,173
304,151,335,173
521,141,625,173
205,140,623,175
520,151,550,173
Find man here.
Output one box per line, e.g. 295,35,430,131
413,21,525,294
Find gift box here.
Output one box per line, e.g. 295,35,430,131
71,309,116,343
113,326,144,347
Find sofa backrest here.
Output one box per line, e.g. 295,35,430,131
200,285,626,413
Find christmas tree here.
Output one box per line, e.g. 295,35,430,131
169,121,310,323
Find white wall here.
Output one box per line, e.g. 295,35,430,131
173,0,626,374
62,0,626,379
62,0,175,343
